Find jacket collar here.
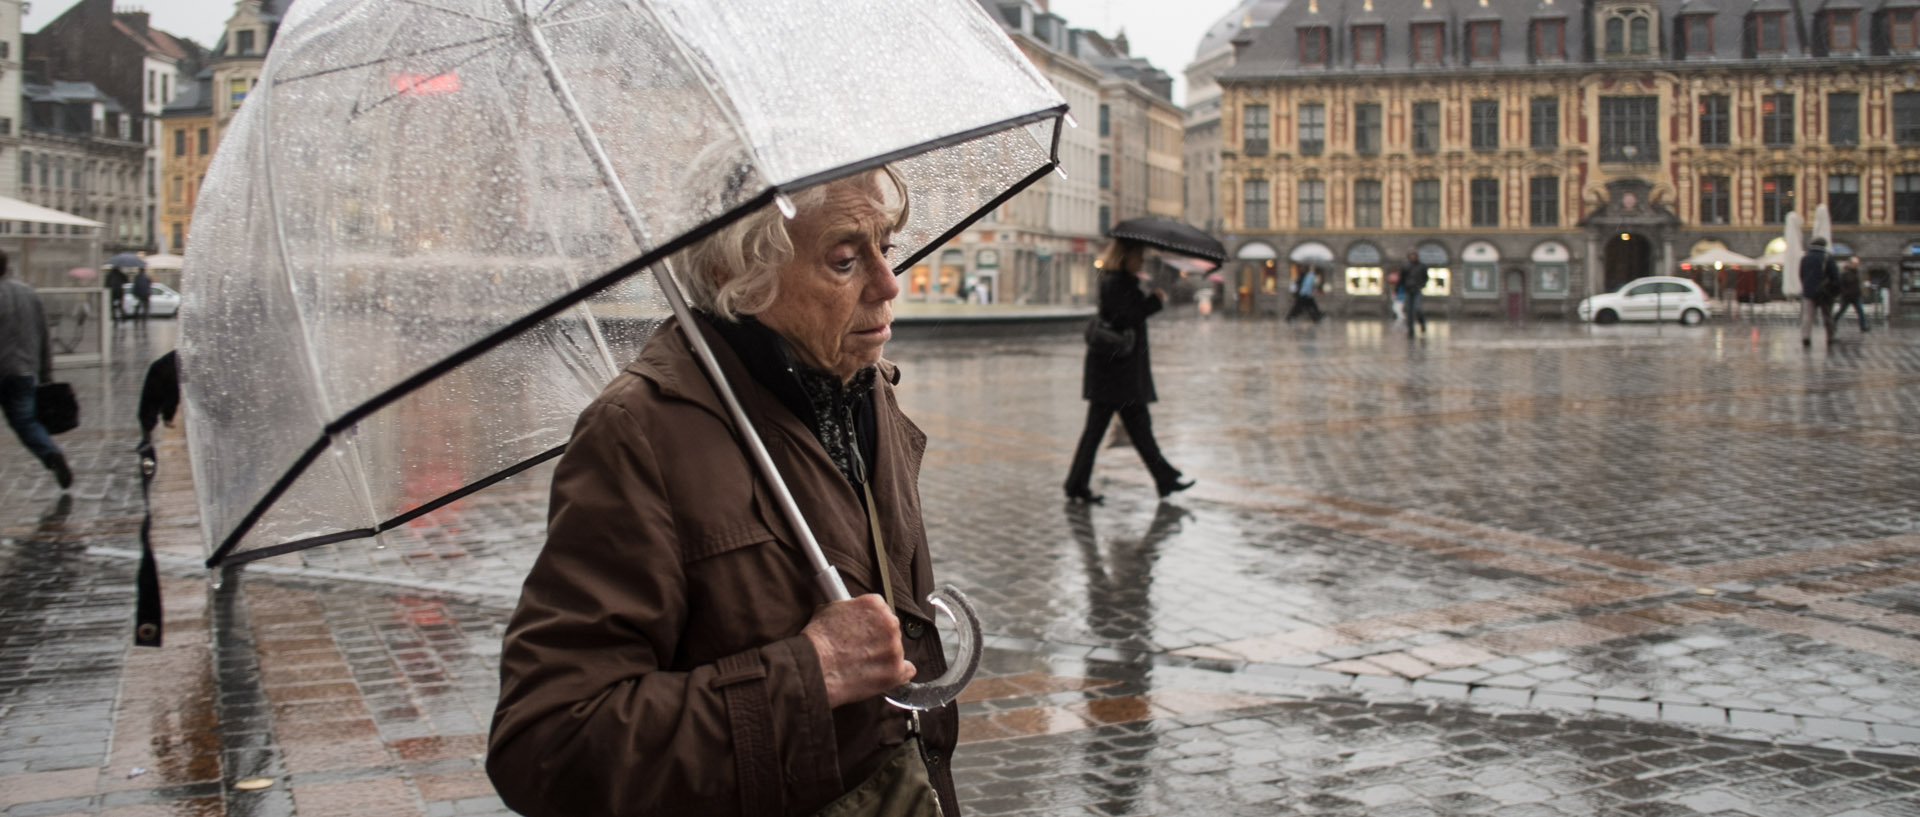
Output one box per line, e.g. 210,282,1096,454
630,314,900,415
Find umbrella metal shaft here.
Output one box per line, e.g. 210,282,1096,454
513,1,850,603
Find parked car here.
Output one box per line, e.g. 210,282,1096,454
118,282,182,317
1577,277,1712,325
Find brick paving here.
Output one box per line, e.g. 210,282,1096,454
3,315,1920,815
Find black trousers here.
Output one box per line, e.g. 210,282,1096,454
1064,401,1180,495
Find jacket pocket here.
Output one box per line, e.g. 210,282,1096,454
681,517,779,563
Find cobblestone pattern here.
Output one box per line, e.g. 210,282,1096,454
6,319,1920,816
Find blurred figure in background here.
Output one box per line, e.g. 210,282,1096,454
0,251,72,489
1831,255,1869,334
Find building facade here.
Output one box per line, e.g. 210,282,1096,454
949,1,1184,305
1218,0,1920,321
1185,1,1288,236
159,73,213,257
162,0,285,254
14,80,141,282
27,0,202,252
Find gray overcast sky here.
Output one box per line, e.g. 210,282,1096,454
1042,0,1246,106
26,0,232,48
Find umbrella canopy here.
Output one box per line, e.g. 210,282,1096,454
1813,204,1833,249
106,252,146,268
1107,217,1227,263
1680,247,1760,268
1781,212,1805,296
183,0,1066,567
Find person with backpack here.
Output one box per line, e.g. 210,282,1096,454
1798,237,1840,348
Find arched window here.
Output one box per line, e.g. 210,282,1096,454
1606,17,1624,53
1629,15,1650,53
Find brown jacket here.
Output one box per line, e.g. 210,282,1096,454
488,317,959,817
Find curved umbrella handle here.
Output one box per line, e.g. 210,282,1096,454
884,585,982,711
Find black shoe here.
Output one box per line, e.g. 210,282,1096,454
1065,490,1104,505
43,452,72,491
1157,478,1195,499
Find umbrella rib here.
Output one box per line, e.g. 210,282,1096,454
390,0,506,27
273,32,510,86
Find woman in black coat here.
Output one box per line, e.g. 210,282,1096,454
1063,240,1192,504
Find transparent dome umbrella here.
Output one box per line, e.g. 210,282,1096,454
179,0,1066,710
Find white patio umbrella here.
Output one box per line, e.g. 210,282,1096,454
1781,211,1805,296
1680,247,1760,269
1813,203,1833,249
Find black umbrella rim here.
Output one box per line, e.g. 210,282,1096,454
1105,218,1227,264
202,106,1069,568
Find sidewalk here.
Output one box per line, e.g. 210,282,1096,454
3,316,1919,815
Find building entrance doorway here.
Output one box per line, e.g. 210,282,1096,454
1604,233,1651,291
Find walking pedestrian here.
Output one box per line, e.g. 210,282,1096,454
1830,255,1869,333
1062,239,1193,504
1285,265,1324,323
131,268,153,321
0,250,73,489
104,265,128,321
1400,251,1430,337
1798,237,1840,348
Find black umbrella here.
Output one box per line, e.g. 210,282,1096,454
1108,217,1226,264
107,252,146,268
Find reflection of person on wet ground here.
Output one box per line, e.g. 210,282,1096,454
1067,502,1192,644
1064,239,1193,505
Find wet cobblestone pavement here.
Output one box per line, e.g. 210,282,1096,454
4,315,1919,815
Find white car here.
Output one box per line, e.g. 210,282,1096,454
1577,276,1712,325
118,282,182,318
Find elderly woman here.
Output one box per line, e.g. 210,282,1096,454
487,168,958,817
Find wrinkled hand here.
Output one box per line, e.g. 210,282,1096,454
804,594,914,708
1152,289,1168,301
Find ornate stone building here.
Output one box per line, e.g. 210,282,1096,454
161,0,286,254
1218,0,1920,320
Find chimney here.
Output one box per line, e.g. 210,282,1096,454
1114,29,1130,55
119,11,151,35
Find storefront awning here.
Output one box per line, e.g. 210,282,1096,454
0,195,101,228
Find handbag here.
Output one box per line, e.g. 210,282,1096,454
36,381,79,434
811,734,944,817
1084,316,1135,358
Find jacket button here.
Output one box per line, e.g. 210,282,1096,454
902,619,926,640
